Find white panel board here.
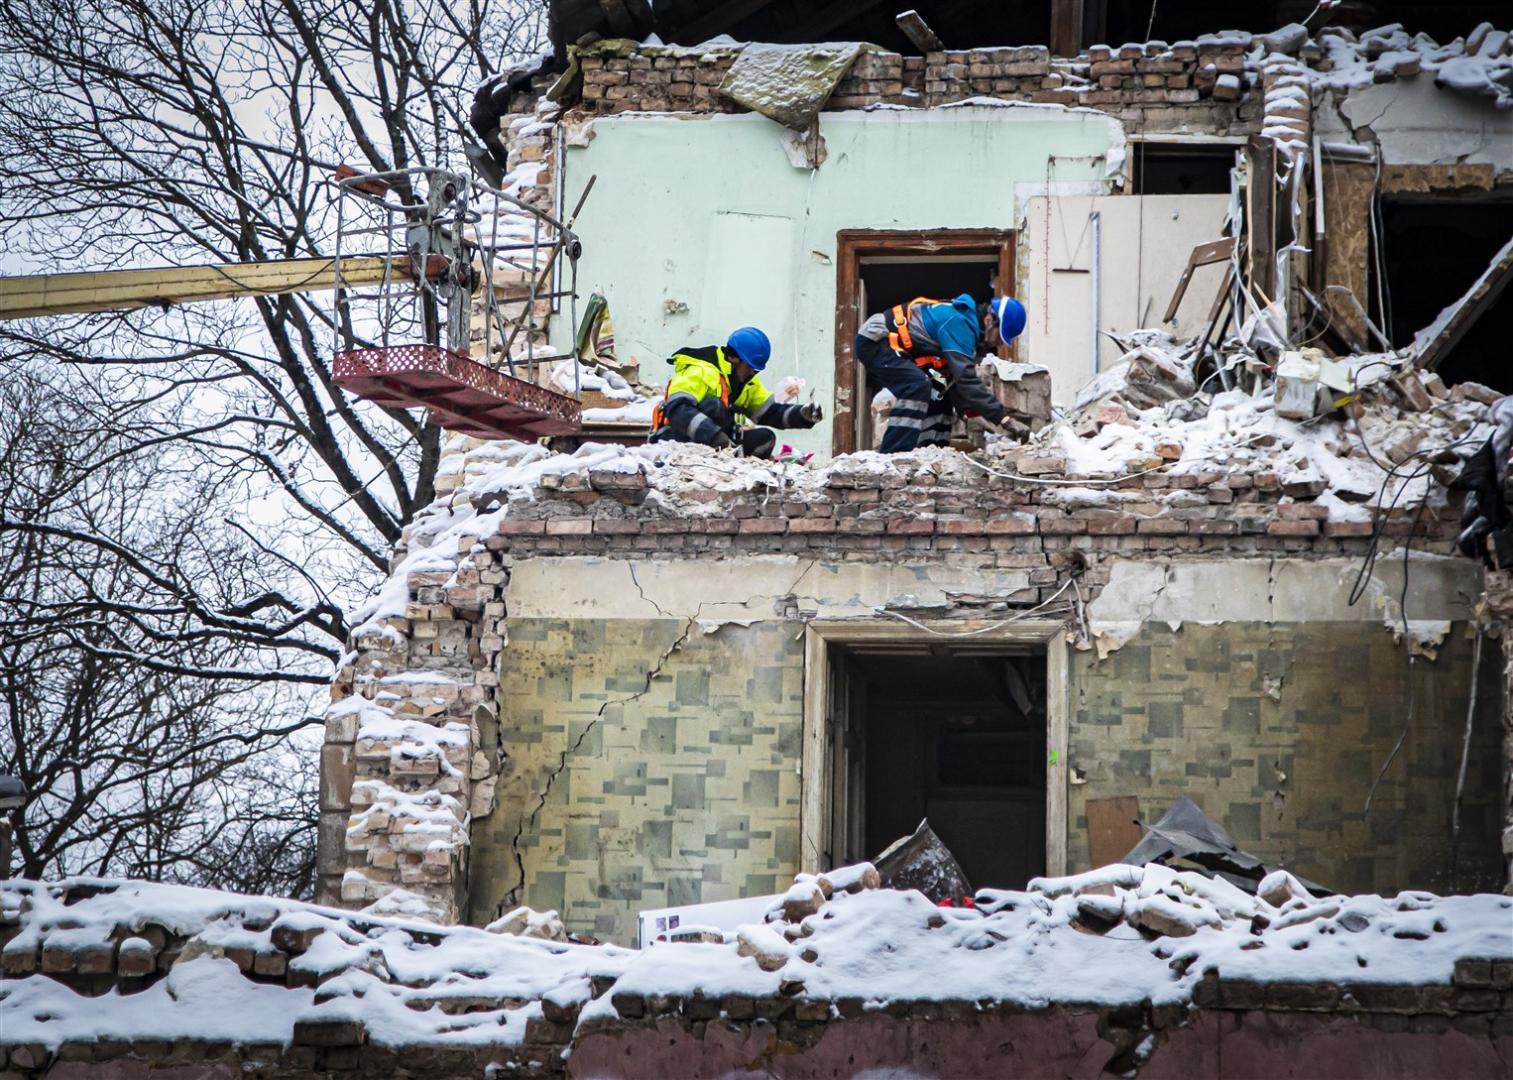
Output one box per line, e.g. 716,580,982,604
1021,194,1231,404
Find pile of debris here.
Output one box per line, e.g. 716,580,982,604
1311,21,1513,108
996,330,1496,525
595,859,1512,1015
3,871,1510,1058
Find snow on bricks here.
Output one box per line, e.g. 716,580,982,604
566,23,1513,159
3,873,1511,1077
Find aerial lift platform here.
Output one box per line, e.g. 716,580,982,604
0,167,588,441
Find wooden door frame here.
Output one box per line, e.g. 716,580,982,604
799,618,1068,879
832,229,1016,456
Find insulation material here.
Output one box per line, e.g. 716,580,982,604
718,43,869,130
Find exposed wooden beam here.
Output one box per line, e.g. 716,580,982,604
894,9,943,52
1050,0,1084,57
0,256,399,320
673,0,777,45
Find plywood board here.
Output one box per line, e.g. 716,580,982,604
1086,795,1142,867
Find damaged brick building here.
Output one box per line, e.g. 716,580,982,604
314,0,1513,949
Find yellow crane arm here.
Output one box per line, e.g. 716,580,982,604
0,255,402,320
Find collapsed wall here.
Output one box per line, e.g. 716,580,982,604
3,874,1510,1079
320,22,1513,928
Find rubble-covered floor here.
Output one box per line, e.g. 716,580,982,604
381,336,1493,639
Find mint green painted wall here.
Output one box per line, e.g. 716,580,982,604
557,106,1122,456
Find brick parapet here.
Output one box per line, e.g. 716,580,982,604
478,462,1459,594
573,40,1269,136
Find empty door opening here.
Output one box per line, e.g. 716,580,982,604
817,638,1053,883
853,257,999,452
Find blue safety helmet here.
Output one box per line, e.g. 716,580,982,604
987,296,1027,341
726,326,771,371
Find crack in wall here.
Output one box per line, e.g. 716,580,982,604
500,559,817,914
502,599,711,914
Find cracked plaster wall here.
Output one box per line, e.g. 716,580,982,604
469,554,1499,942
1071,620,1502,895
550,106,1123,459
1315,78,1513,173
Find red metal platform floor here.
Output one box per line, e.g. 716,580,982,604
333,344,581,440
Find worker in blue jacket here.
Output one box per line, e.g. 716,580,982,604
855,294,1027,453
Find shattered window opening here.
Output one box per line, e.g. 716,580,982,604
1377,196,1513,391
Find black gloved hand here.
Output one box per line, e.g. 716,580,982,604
798,403,824,426
709,431,733,450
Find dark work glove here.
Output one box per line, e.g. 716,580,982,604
798,403,824,426
709,430,733,450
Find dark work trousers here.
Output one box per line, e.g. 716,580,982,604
854,334,951,453
648,398,778,459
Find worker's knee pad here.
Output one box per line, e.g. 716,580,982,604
738,427,778,459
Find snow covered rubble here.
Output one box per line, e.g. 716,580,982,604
2,869,1509,1050
372,336,1492,628
1308,20,1513,109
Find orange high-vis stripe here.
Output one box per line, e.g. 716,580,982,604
887,296,948,370
651,354,732,431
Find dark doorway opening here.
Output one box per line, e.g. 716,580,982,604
833,650,1048,890
1378,198,1513,392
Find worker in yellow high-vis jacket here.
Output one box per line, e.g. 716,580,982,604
648,327,821,459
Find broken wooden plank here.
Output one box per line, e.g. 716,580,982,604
894,9,943,53
1416,235,1513,372
1086,796,1143,868
1163,237,1236,323
1247,135,1278,303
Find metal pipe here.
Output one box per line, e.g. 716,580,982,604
333,189,344,356
554,121,566,314
1452,626,1484,854
1089,210,1102,374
